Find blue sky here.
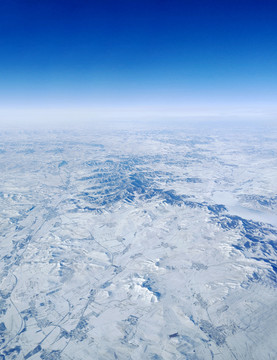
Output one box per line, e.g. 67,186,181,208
0,0,277,121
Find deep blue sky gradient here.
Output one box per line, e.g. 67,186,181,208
0,0,277,113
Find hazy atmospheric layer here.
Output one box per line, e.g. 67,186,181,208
0,121,277,360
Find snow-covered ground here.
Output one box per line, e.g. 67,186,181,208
0,121,277,359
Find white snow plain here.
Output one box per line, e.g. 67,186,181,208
0,121,277,359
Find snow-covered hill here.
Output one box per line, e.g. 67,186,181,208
0,122,276,359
